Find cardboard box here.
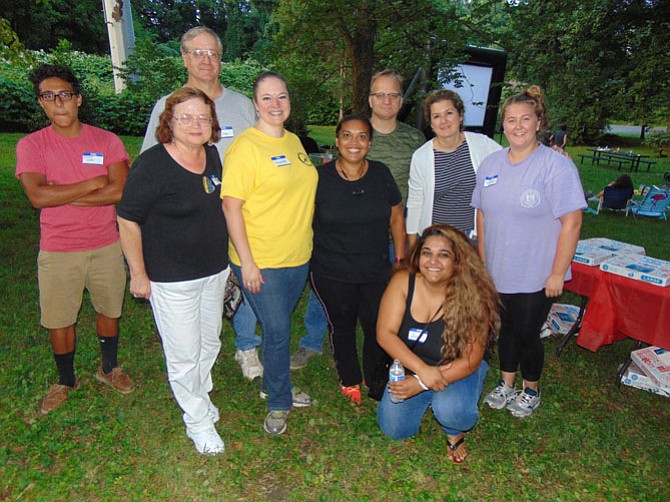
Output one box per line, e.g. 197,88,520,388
600,254,670,287
620,361,670,398
630,346,670,387
573,242,617,266
573,238,645,266
581,238,646,256
546,303,582,335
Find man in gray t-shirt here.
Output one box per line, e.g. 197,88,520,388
141,29,255,157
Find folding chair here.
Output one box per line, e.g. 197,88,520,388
629,186,670,220
596,186,633,215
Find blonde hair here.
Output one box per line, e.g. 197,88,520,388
501,85,549,128
404,224,500,363
369,70,403,93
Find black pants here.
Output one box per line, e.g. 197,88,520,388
498,291,554,382
311,273,390,394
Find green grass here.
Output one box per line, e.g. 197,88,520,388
1,133,669,500
307,125,336,149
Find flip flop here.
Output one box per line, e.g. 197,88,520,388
446,436,467,464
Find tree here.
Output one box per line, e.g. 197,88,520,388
270,0,469,122
131,0,277,61
489,0,670,143
0,0,108,52
0,18,29,64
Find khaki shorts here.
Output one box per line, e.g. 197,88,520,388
38,241,127,329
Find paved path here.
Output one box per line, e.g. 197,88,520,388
608,125,665,136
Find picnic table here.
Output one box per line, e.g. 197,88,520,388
578,147,656,172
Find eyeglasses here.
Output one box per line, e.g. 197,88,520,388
369,92,402,101
186,49,220,59
173,115,213,127
39,91,78,101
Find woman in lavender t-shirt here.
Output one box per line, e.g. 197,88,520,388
471,86,586,418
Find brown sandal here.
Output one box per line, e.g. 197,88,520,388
446,436,467,464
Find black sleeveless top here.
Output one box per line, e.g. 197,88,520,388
397,274,445,367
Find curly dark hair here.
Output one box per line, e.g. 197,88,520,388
404,224,500,363
28,64,80,96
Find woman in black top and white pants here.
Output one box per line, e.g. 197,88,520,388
117,88,229,456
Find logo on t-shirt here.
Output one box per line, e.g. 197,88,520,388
520,188,541,208
298,152,313,166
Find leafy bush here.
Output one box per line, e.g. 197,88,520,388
0,44,265,135
0,67,44,132
121,38,186,103
645,130,670,157
0,42,339,135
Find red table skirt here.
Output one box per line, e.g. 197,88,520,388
564,262,670,351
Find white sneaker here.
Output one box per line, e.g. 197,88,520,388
507,387,541,418
235,348,263,380
186,426,224,455
483,381,517,409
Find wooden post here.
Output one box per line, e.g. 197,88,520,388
101,0,136,94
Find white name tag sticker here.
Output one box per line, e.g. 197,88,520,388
271,155,291,167
484,175,499,187
220,126,234,138
408,327,423,342
82,152,104,165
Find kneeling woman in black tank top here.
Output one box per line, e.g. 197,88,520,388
376,224,500,463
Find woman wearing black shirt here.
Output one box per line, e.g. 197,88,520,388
311,114,406,404
376,224,499,463
117,87,229,456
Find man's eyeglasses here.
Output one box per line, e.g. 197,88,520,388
39,91,79,102
173,115,213,127
369,92,402,101
186,49,220,59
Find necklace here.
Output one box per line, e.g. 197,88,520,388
337,159,367,181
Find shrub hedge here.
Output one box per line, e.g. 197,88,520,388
1,43,338,136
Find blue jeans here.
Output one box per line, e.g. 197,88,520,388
232,299,261,351
377,360,489,438
299,289,328,353
232,263,308,411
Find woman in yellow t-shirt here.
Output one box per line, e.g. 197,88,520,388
222,71,317,436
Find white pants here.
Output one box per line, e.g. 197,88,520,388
150,267,229,433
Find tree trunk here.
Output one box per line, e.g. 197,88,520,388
347,9,376,115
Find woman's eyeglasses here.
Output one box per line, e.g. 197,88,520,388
173,115,213,127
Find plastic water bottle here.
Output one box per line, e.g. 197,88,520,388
389,359,405,403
